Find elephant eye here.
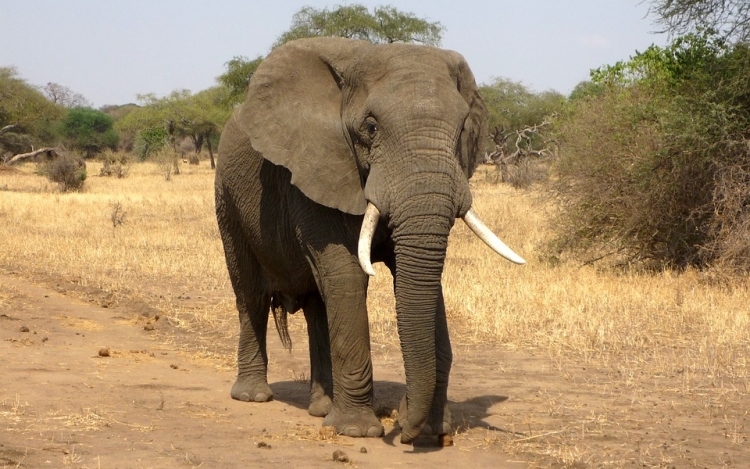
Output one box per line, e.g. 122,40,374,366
365,119,378,137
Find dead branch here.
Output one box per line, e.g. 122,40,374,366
487,120,555,165
0,124,17,137
5,147,63,165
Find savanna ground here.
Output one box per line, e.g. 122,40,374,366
0,158,748,468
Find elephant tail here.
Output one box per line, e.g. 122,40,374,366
271,299,293,352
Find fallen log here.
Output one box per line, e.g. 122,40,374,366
5,147,62,165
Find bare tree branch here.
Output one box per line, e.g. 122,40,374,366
0,124,17,136
4,147,62,165
486,120,555,165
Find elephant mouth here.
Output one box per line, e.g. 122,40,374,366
357,202,526,276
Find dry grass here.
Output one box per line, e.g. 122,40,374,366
2,161,749,467
0,160,229,297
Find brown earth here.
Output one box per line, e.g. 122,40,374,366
1,267,747,468
0,270,526,468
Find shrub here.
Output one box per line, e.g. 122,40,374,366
133,127,167,160
39,153,87,192
98,149,130,178
551,33,750,270
153,146,180,181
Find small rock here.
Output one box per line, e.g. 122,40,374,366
170,364,179,369
98,347,111,357
144,324,155,331
19,326,29,333
359,447,367,454
257,441,271,449
332,450,349,463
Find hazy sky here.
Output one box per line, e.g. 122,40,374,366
0,1,667,107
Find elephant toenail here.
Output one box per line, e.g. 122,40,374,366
255,392,271,402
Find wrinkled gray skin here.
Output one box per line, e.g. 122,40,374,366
215,37,488,444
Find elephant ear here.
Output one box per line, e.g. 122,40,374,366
235,38,367,215
443,51,489,180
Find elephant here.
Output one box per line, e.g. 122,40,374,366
214,37,525,445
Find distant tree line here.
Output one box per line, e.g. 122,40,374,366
15,1,749,276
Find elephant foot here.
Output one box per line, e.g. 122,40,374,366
230,376,273,402
322,407,384,438
308,392,332,417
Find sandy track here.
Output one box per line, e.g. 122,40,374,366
0,271,525,468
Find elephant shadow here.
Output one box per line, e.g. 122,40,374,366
270,380,514,450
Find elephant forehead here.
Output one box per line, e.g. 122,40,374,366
375,76,468,120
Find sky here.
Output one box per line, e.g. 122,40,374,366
0,1,669,108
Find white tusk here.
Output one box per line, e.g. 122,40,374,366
462,208,526,265
358,203,380,276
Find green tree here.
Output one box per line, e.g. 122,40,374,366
568,81,605,101
116,88,230,167
217,56,263,107
216,5,443,108
650,0,750,43
58,107,119,158
274,4,443,47
479,78,564,157
0,67,63,155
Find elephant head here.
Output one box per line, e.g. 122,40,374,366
233,37,524,443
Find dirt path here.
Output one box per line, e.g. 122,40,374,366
0,272,526,468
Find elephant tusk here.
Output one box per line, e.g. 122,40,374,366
462,208,526,265
358,203,380,276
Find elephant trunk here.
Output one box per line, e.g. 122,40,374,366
390,199,452,444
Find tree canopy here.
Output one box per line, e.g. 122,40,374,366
216,56,263,107
43,82,91,108
0,67,63,155
58,107,119,158
480,78,565,133
116,87,231,165
274,4,444,47
650,0,750,43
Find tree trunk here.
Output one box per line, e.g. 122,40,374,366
206,130,216,169
167,120,177,151
192,133,204,153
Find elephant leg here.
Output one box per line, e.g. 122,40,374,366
303,293,333,417
216,193,273,403
232,292,273,402
317,248,383,437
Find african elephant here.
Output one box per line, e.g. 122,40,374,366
215,37,525,444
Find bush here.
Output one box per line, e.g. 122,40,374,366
133,127,167,160
551,33,750,270
39,154,87,192
98,149,130,178
153,146,180,181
